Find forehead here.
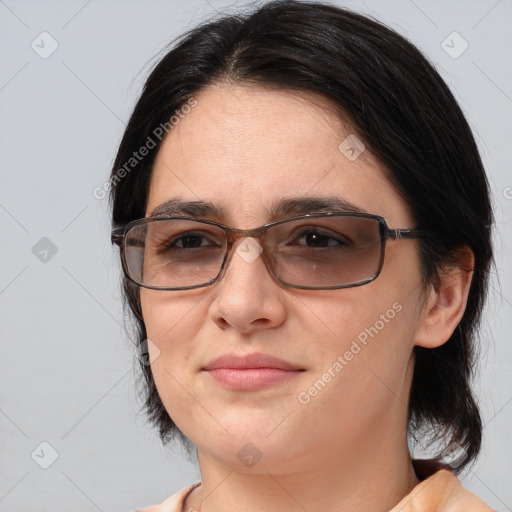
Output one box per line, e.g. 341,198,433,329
147,84,412,228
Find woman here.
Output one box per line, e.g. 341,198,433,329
109,1,494,510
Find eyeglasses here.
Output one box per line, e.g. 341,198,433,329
111,212,425,290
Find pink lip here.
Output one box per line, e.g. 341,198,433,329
202,353,304,391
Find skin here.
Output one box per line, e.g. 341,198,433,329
140,84,474,512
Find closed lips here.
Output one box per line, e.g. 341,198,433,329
202,352,304,371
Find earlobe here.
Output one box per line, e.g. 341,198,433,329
414,247,474,349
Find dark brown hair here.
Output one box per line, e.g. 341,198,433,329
109,0,493,473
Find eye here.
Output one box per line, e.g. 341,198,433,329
291,228,351,248
173,232,213,249
169,230,225,250
153,230,223,253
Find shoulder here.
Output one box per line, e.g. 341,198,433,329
392,461,494,512
135,481,201,512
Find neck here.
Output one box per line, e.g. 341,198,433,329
185,424,420,512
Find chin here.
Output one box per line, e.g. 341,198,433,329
197,435,302,474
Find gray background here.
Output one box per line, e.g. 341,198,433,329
0,0,511,510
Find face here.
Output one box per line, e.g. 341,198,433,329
140,84,425,474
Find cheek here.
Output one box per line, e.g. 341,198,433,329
296,270,421,418
298,286,411,357
299,306,414,445
140,288,206,348
140,289,206,418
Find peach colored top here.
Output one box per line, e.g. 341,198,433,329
136,481,201,512
136,460,494,512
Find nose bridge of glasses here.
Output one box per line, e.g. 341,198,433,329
225,224,272,251
218,225,277,282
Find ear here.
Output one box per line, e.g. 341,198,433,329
414,247,474,349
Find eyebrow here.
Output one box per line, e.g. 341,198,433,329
149,196,368,221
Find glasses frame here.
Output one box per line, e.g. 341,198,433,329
111,212,426,291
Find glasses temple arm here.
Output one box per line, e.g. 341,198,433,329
388,228,426,241
111,225,125,246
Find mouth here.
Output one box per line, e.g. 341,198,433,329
204,367,304,391
202,352,305,391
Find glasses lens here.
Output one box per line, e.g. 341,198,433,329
267,215,383,288
124,219,227,288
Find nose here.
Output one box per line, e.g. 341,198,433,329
208,237,287,334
